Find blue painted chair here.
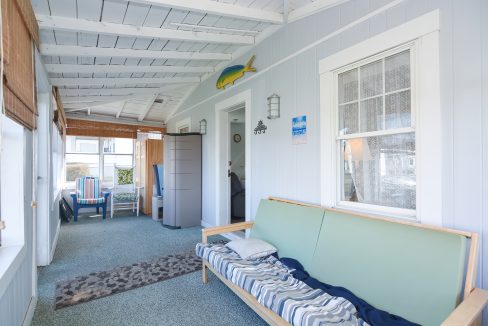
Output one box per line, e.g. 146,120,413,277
70,177,110,222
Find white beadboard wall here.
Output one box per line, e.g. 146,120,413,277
0,130,35,325
167,0,488,309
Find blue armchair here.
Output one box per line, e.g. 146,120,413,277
71,177,110,222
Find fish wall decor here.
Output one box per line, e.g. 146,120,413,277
216,55,256,89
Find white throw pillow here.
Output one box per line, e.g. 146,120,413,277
226,238,277,260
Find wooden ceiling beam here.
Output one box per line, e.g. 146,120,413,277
45,64,214,74
37,15,254,45
138,94,159,122
58,85,187,97
50,76,200,86
40,44,232,61
122,0,283,24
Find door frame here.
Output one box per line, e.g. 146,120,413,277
215,89,252,227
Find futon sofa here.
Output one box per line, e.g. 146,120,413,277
198,198,488,326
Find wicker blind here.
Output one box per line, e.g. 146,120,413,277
53,87,67,135
66,119,166,139
1,0,39,130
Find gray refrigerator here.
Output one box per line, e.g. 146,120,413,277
163,133,202,228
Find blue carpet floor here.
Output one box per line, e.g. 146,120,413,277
32,213,266,326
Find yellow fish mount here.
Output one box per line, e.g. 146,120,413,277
216,55,256,89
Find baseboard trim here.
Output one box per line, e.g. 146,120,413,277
22,295,37,326
49,219,60,263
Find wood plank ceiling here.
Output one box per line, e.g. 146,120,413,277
31,0,341,126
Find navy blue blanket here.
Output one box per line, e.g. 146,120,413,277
279,258,419,326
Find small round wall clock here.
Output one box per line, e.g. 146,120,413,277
233,134,241,143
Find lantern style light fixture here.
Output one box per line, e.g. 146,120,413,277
199,119,207,135
267,93,280,119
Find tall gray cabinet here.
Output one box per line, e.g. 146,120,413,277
163,133,202,228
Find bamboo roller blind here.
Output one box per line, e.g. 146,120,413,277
67,118,166,139
1,0,39,130
53,87,67,135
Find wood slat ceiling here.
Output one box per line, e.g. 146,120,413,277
31,0,337,126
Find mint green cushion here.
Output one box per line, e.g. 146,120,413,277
310,210,467,326
249,199,325,272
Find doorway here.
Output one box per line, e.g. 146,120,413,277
228,108,246,224
215,90,252,229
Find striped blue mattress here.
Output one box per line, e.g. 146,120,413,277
196,243,369,326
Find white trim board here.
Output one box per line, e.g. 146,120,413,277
22,295,37,326
175,117,192,132
49,219,60,264
319,10,441,226
215,90,252,227
167,0,406,121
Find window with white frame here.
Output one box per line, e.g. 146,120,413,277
336,46,415,214
65,136,134,186
320,11,442,225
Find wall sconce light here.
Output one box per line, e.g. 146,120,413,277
199,119,207,135
267,93,280,119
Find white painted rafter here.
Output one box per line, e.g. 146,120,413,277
170,23,260,35
64,101,120,111
37,15,254,45
116,101,126,119
40,44,232,61
62,95,146,103
288,0,348,22
59,85,188,97
45,64,214,74
122,0,283,24
50,76,200,86
138,94,159,122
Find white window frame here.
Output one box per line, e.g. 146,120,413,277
64,136,135,188
320,10,441,225
334,43,416,218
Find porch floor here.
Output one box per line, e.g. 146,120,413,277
32,213,265,326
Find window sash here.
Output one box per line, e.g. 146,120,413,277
65,136,134,185
334,44,416,216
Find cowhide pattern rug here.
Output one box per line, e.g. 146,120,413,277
55,251,202,309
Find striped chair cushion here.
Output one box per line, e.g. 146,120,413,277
75,177,105,204
78,197,106,204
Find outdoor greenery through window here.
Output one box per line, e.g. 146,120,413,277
337,48,415,212
65,136,134,186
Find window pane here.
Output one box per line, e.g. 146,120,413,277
342,133,415,210
385,90,411,129
360,97,383,132
338,69,358,104
360,59,383,98
103,138,134,154
339,102,359,135
103,155,133,184
65,154,99,182
66,136,99,154
385,50,410,92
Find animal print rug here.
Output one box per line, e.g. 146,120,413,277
55,251,202,309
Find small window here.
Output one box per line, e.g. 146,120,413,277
65,136,100,182
336,48,415,213
65,136,134,186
